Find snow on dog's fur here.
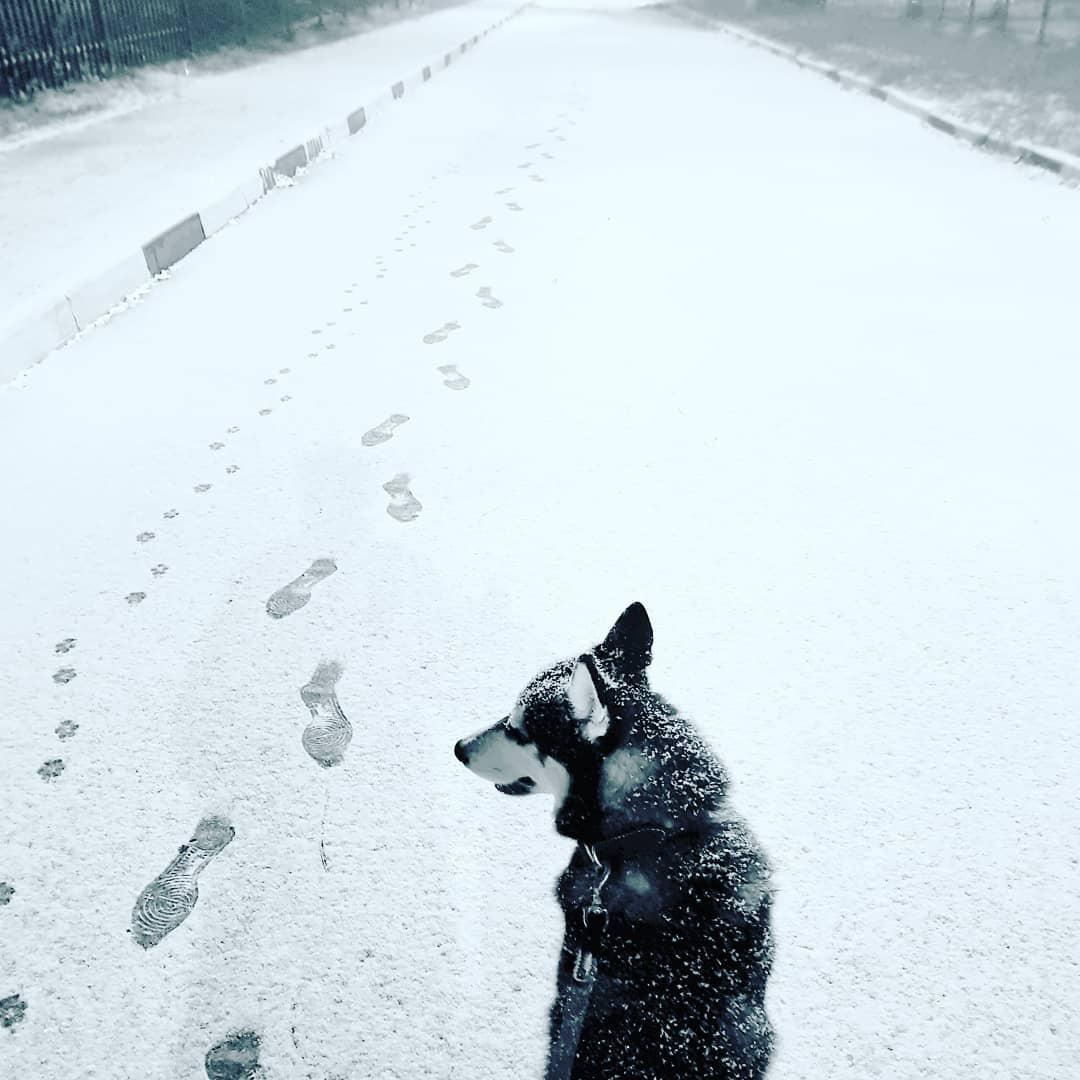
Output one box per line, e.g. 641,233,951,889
455,603,774,1079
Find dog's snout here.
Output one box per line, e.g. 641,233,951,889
454,739,470,765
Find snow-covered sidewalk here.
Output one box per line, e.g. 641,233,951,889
0,0,515,342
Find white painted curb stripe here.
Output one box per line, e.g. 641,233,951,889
68,252,151,330
1,5,526,385
0,300,77,385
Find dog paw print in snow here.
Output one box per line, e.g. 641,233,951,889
38,758,65,781
0,993,28,1030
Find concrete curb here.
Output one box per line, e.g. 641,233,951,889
690,12,1080,186
1,8,524,386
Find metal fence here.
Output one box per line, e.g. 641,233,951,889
0,1,192,99
817,0,1080,46
901,0,1069,45
0,0,383,100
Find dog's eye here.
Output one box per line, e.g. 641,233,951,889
502,717,531,745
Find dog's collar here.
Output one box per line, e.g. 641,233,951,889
579,823,673,866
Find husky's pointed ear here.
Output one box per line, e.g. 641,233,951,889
597,602,653,677
567,659,609,741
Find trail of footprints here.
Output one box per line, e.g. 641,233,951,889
41,116,562,725
20,109,583,1044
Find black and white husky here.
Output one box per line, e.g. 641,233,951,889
455,603,774,1079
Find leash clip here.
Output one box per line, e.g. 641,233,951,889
572,903,608,984
572,946,596,983
572,848,610,984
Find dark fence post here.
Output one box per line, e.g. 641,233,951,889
1037,0,1051,41
0,8,11,99
89,0,113,70
178,0,194,54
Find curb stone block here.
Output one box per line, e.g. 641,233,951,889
347,105,367,135
1018,145,1063,173
143,214,206,276
1017,141,1080,179
274,143,308,178
926,115,956,136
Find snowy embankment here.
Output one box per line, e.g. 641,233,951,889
0,0,516,345
2,2,1079,1078
683,0,1080,162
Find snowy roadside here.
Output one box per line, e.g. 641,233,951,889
0,0,463,152
680,0,1080,161
0,0,516,343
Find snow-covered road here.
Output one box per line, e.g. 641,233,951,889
2,3,1079,1077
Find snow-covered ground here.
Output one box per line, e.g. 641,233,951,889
2,2,1079,1077
685,0,1080,159
0,0,516,342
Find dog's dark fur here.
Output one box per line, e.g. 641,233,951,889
456,604,774,1079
